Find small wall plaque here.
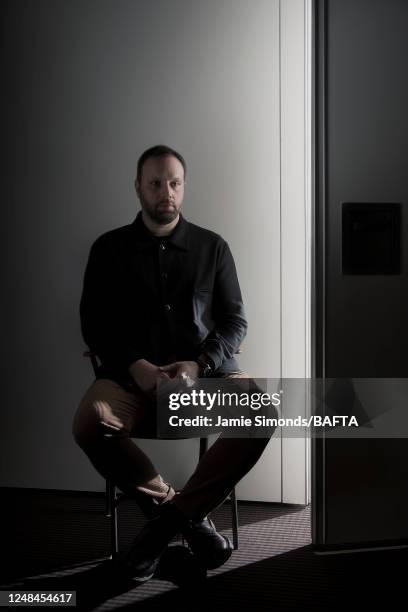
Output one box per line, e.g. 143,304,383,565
342,203,401,274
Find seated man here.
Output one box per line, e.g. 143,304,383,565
73,145,274,580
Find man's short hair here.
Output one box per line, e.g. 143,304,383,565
136,145,187,182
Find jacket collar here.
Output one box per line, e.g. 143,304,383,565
131,211,190,251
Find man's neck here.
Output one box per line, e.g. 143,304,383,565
141,211,180,237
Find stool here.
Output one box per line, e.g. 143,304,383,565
84,351,239,558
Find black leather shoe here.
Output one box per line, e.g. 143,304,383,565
118,504,186,581
182,517,233,569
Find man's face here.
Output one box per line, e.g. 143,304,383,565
136,155,185,225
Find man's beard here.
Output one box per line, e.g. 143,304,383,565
141,200,180,225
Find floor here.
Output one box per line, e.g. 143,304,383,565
1,489,406,611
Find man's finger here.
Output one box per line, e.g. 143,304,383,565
158,371,170,378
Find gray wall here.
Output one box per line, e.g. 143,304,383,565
1,0,283,491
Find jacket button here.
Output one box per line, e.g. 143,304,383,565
164,304,171,311
161,272,168,280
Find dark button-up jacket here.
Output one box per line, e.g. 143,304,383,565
80,212,247,384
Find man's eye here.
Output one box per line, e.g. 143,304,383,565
150,181,161,188
171,181,182,188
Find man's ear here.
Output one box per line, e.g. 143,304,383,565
135,179,140,197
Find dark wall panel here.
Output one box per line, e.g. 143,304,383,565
314,0,408,549
326,0,408,378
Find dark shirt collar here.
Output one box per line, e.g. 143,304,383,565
131,211,190,251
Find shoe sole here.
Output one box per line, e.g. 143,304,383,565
115,559,159,582
130,571,155,582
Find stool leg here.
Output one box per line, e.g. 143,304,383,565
199,437,208,460
106,479,111,517
230,488,239,550
107,478,119,560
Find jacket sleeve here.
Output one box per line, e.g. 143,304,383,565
199,240,248,371
80,235,144,372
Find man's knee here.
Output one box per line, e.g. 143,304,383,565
73,383,124,448
72,397,105,448
73,378,146,447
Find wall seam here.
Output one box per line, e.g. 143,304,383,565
278,0,283,505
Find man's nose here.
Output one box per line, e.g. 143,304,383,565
161,181,172,198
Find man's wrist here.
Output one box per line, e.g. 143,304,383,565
128,358,149,377
196,355,214,377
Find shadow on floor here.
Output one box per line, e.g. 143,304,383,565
3,543,406,612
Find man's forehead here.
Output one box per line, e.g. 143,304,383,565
142,155,184,177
